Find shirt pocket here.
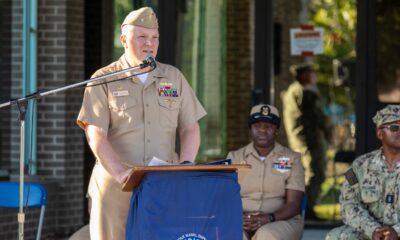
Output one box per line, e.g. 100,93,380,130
108,97,137,129
270,163,291,179
360,175,382,203
158,97,181,128
268,168,290,195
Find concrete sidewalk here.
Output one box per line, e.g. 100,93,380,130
302,220,339,240
303,228,330,240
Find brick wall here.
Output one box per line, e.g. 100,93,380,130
0,0,85,238
226,0,253,151
36,0,85,236
0,0,12,171
225,0,302,151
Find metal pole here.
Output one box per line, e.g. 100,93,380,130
18,119,25,240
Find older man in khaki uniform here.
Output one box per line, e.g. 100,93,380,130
227,104,305,240
326,105,400,240
75,7,206,240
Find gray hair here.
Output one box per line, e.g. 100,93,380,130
121,25,135,36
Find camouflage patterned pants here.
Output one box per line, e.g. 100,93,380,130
325,225,369,240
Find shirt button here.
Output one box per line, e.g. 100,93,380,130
147,139,150,143
147,121,150,125
146,104,149,107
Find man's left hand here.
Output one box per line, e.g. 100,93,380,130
381,226,398,240
243,212,268,232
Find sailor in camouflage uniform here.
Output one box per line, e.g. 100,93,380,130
326,105,400,240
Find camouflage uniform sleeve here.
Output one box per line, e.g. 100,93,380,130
391,224,400,236
340,170,382,238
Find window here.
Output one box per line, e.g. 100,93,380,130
176,0,227,161
376,0,400,103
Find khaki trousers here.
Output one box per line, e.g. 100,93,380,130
88,163,132,240
243,215,303,240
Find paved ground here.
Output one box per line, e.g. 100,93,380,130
303,228,331,240
302,220,340,240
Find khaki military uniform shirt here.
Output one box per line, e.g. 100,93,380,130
340,148,400,238
227,142,305,213
282,80,329,151
77,54,207,165
282,81,305,150
76,55,206,240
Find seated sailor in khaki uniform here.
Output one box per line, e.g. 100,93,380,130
227,104,305,240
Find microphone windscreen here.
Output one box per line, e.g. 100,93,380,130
144,54,156,68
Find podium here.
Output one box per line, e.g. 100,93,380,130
123,164,250,240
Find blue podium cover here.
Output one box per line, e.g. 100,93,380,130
126,171,243,240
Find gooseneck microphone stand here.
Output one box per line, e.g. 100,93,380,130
0,57,156,240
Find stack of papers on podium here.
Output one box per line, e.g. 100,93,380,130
147,157,172,166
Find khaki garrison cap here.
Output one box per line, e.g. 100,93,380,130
121,7,158,29
249,104,281,128
372,104,400,127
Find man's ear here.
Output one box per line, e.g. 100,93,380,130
376,128,383,141
120,35,127,48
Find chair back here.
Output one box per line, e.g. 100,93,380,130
334,150,355,163
301,194,307,219
0,182,47,240
0,182,47,208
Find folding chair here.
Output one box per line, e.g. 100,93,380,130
0,182,47,240
301,194,307,220
332,150,355,196
331,150,355,219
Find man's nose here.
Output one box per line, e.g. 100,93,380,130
258,127,268,132
145,39,153,46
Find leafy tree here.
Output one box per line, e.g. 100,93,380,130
309,0,357,110
310,0,356,60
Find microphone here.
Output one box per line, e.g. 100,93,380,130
141,55,157,69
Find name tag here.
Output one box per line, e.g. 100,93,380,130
112,90,129,97
386,194,394,204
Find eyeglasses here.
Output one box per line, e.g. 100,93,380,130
380,124,400,132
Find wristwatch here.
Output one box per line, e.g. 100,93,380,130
268,213,276,222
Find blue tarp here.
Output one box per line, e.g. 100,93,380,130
126,171,243,240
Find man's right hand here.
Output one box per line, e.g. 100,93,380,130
116,168,132,184
372,226,398,240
